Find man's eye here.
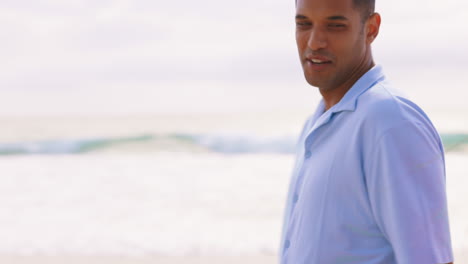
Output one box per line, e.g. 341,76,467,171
329,24,345,28
296,22,312,27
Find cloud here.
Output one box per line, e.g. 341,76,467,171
0,0,467,114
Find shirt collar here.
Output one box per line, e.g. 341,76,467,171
320,64,386,114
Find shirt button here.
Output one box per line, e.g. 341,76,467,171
304,150,311,159
293,193,299,203
284,240,290,249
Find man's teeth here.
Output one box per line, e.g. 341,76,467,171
311,59,326,63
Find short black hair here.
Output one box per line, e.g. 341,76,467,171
353,0,375,21
294,0,375,22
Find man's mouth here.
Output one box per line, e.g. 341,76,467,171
304,55,333,71
307,58,332,64
311,59,330,64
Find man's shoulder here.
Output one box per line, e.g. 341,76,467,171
354,80,437,138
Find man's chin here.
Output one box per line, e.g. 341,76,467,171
304,75,327,89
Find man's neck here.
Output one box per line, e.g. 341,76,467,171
320,59,375,111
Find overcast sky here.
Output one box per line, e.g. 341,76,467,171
0,0,467,115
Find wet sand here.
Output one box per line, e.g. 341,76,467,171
0,255,278,264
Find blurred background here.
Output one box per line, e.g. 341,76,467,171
0,0,467,263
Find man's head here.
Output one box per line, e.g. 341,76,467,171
295,0,380,91
352,0,375,23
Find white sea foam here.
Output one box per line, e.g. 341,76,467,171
0,152,466,257
0,153,293,256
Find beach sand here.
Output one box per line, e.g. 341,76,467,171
0,255,277,264
2,250,468,264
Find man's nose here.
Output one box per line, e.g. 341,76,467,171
307,28,327,50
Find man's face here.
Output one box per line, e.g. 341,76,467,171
296,0,371,90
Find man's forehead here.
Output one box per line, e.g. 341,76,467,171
296,0,355,16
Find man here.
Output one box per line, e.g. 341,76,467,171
280,0,454,263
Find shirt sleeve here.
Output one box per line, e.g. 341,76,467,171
365,120,454,264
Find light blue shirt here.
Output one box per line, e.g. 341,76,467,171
280,65,454,264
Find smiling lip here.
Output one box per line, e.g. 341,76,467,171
305,55,332,71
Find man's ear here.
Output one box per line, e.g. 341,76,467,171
366,12,381,44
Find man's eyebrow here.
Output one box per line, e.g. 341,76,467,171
295,14,349,20
326,15,348,21
295,14,308,20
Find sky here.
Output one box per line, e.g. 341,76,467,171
0,0,467,116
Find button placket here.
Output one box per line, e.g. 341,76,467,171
293,193,299,203
284,239,290,249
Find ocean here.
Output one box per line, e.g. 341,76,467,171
0,132,467,156
0,114,467,258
